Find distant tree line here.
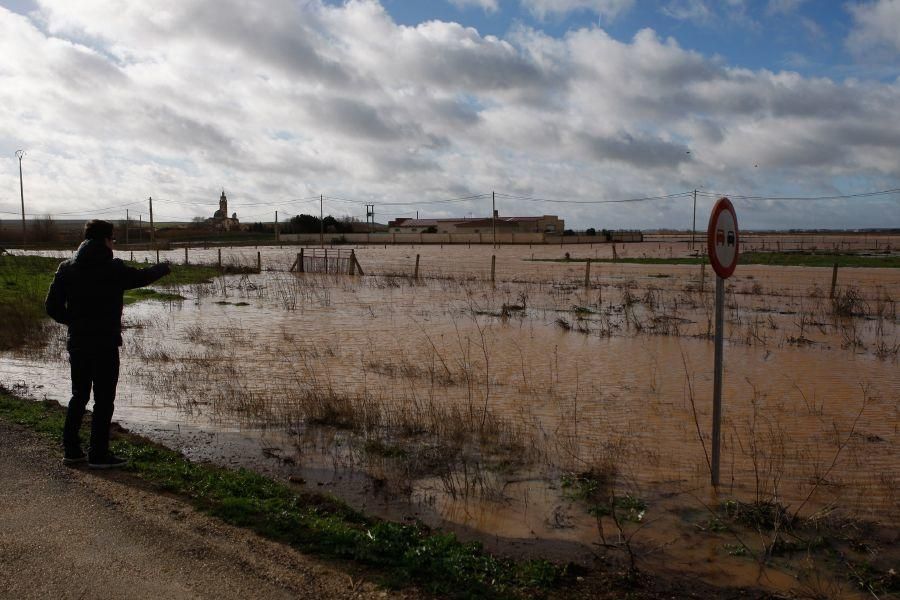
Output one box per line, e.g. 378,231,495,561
248,214,359,234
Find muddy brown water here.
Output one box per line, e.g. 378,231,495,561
4,243,898,596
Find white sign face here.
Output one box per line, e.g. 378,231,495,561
707,197,739,278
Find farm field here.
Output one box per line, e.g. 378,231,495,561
3,240,899,598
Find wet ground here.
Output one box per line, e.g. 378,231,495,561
4,239,898,597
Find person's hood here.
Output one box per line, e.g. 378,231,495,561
73,239,113,265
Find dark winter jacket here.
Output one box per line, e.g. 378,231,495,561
45,239,171,350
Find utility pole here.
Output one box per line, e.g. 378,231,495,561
149,196,155,245
366,204,375,233
16,150,25,246
491,190,496,248
691,189,697,250
319,194,324,247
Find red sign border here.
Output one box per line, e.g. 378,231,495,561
707,197,739,279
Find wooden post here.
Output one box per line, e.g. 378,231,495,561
413,254,420,280
353,251,364,275
156,249,160,264
257,251,261,272
700,261,706,295
491,255,496,286
299,249,304,273
184,247,188,265
149,197,155,245
217,248,222,270
830,262,838,299
324,249,328,274
584,258,591,289
612,244,618,261
349,249,356,275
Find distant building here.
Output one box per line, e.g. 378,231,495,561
388,212,563,234
206,190,240,231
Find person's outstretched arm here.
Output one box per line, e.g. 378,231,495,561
116,260,171,290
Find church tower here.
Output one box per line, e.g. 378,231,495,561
219,190,228,217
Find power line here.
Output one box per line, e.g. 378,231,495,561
695,188,900,201
494,191,694,204
326,192,491,206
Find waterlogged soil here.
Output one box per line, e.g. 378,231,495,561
4,242,899,597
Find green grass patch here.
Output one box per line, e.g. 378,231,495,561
530,252,900,268
0,255,61,349
0,254,234,348
0,388,565,598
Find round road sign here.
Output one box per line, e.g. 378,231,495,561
707,197,739,279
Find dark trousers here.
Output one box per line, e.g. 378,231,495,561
62,346,120,459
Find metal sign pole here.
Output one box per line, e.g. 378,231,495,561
711,275,725,486
706,196,737,488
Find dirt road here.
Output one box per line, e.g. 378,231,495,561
0,422,419,599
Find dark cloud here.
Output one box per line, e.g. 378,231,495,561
179,1,356,87
579,131,691,168
304,96,408,141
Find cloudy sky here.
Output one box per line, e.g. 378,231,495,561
1,0,899,230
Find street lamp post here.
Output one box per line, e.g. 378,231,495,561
15,150,26,246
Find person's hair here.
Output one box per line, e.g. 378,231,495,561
84,220,115,241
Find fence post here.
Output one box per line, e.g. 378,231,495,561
257,251,261,273
184,247,189,265
830,262,839,299
299,249,304,273
217,248,222,270
584,258,591,289
612,244,618,262
491,255,496,286
700,261,706,295
414,254,420,280
349,249,356,275
156,249,160,264
324,249,328,274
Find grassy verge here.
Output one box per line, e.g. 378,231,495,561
0,388,564,598
531,251,900,268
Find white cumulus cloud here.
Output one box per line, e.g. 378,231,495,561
846,0,900,58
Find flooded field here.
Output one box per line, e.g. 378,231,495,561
4,240,899,596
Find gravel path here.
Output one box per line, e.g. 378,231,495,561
0,422,420,600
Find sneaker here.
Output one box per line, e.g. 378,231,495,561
87,453,129,470
63,448,87,466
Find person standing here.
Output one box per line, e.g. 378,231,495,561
45,219,170,469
